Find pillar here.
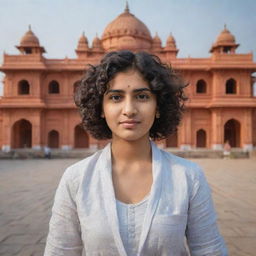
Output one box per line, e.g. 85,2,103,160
1,111,11,152
179,110,192,150
242,109,253,151
211,109,223,150
32,111,42,149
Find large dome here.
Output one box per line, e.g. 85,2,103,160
101,4,152,51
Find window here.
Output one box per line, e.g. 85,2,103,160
49,80,60,94
226,78,237,94
223,46,231,53
18,80,30,95
24,48,32,54
253,82,256,97
196,79,207,93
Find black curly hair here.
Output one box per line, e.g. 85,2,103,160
74,50,187,140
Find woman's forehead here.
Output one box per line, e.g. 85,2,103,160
108,70,149,90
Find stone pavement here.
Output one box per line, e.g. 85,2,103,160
0,157,255,256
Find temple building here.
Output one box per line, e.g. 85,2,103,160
0,4,256,151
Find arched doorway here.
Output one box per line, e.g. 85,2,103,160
196,129,206,148
12,119,32,148
74,125,89,148
166,132,178,147
48,130,59,148
224,119,241,147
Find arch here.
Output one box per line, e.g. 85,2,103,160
48,80,60,94
196,129,206,148
196,79,207,93
73,80,80,94
48,130,59,148
11,119,32,148
74,124,89,148
166,132,178,147
18,80,30,95
226,78,237,94
224,119,241,147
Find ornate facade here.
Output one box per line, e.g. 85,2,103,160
1,5,256,151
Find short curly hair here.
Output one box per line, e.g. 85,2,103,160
74,50,187,140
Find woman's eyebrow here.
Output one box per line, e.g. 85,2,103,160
105,88,151,94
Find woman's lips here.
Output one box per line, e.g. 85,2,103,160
119,120,140,129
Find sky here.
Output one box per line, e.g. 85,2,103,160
0,0,256,95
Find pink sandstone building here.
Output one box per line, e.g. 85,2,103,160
0,5,256,152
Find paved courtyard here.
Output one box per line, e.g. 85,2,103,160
0,157,255,256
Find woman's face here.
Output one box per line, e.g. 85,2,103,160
102,69,157,142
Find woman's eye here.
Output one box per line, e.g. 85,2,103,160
110,95,122,102
137,94,149,100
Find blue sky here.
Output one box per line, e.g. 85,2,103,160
0,0,256,94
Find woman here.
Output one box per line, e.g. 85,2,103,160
44,51,227,255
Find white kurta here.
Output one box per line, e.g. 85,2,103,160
44,141,228,256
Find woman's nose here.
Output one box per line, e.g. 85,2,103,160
122,98,137,117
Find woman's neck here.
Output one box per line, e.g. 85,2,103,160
111,136,152,164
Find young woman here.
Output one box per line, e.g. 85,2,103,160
44,51,227,255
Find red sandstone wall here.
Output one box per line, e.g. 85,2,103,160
253,109,256,146
0,110,2,148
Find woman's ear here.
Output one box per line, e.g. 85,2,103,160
101,111,105,118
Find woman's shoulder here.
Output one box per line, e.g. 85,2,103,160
61,149,103,185
160,148,205,182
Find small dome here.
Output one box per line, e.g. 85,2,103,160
92,34,104,52
76,32,89,51
20,25,40,47
166,33,176,47
79,32,88,44
92,35,101,47
216,25,236,44
153,33,161,43
210,25,239,53
152,32,162,50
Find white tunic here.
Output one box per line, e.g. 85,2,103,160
116,196,149,256
44,141,228,256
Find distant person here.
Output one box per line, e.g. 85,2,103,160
223,140,231,158
44,51,227,255
44,146,51,159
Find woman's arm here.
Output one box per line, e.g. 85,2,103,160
186,167,228,256
44,168,83,256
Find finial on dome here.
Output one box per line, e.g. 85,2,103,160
125,1,130,13
224,24,227,30
28,24,31,31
